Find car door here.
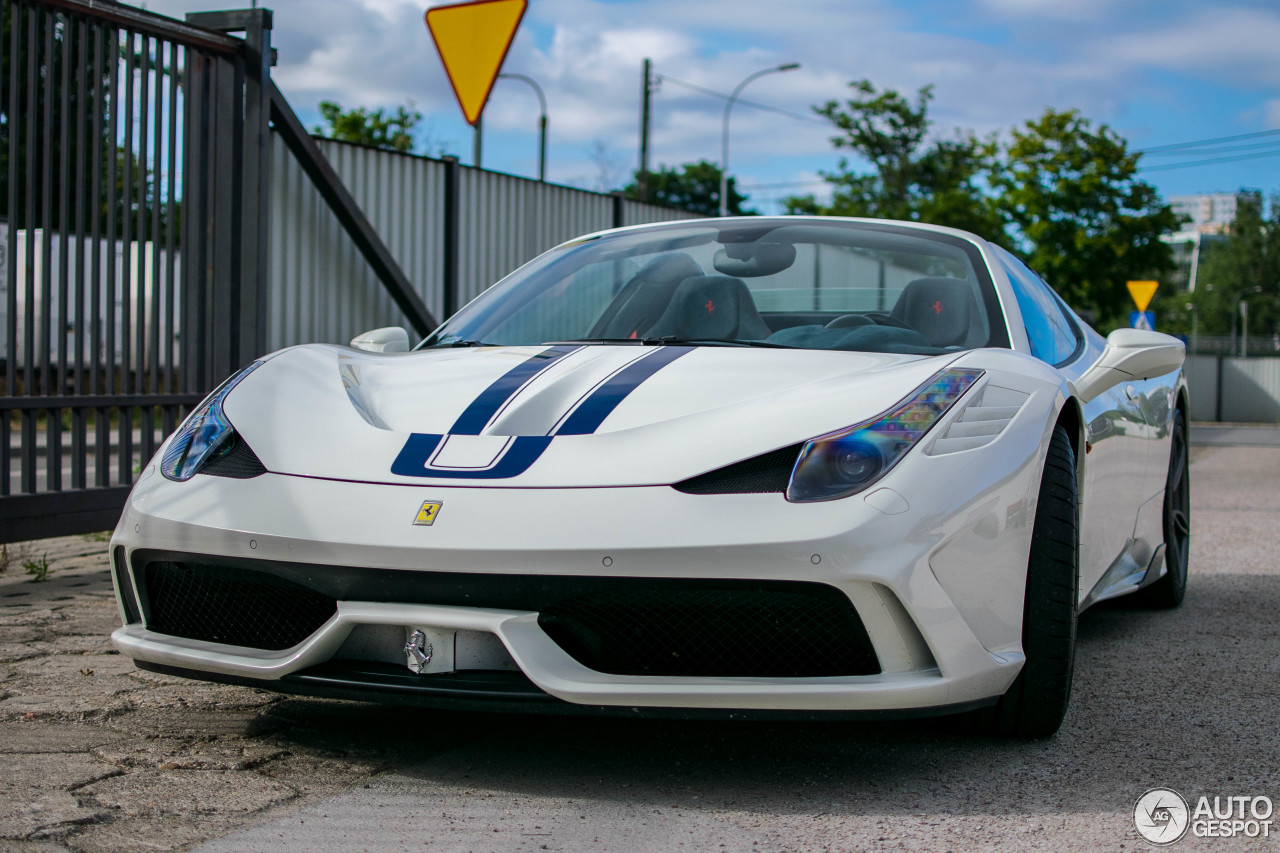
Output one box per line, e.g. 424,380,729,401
995,251,1148,599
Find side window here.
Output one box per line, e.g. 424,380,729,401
998,251,1080,365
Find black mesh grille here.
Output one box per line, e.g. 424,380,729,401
673,444,802,495
143,561,337,650
538,584,879,677
201,436,267,479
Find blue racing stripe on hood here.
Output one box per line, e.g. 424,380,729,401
556,346,693,436
449,345,580,435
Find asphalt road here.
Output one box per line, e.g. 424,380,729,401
1,443,1277,852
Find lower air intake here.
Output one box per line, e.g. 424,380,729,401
143,561,337,651
538,583,880,677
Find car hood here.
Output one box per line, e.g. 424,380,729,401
222,344,957,487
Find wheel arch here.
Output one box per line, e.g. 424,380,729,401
1055,395,1086,491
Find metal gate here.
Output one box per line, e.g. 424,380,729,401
0,0,688,544
0,0,274,541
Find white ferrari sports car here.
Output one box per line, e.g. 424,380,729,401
109,217,1188,737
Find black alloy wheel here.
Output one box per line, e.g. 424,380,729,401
1135,408,1190,608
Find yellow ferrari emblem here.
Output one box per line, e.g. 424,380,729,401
413,500,443,526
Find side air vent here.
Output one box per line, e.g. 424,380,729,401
673,443,803,495
927,384,1028,455
202,435,267,479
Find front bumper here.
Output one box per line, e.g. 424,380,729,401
110,430,1043,714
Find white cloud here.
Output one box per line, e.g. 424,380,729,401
1096,8,1280,88
1264,100,1280,129
139,0,1280,203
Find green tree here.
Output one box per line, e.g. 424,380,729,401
784,80,1003,240
992,109,1179,326
1187,195,1280,343
623,161,753,216
314,101,422,153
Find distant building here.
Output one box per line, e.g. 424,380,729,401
1168,190,1261,234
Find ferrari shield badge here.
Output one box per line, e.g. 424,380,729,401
413,500,443,526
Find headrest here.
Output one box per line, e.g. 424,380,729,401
890,277,978,348
648,275,772,340
634,252,702,283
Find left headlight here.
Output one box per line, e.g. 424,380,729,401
160,361,263,482
786,368,982,502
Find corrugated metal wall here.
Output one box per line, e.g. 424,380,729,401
1184,355,1218,422
1184,354,1280,423
267,136,698,349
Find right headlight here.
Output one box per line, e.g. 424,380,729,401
786,368,982,502
160,362,262,482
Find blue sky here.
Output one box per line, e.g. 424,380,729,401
146,0,1280,214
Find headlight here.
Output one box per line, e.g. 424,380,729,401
786,368,982,502
160,362,262,481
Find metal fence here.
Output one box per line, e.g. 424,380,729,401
0,0,701,543
1187,334,1280,359
1185,355,1280,423
267,137,699,349
0,0,275,541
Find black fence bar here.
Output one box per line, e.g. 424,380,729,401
164,38,179,397
39,0,241,53
442,155,461,322
0,393,205,411
71,15,89,491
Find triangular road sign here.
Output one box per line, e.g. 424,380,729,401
1126,280,1158,313
426,0,527,126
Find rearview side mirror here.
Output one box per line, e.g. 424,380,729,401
1073,328,1185,403
350,326,410,353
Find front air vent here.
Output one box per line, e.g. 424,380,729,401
927,384,1028,455
143,560,337,650
673,444,802,495
538,582,880,677
201,435,267,479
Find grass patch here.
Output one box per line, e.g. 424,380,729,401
23,553,51,582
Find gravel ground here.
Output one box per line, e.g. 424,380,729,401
1,444,1277,852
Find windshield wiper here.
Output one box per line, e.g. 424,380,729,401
660,337,794,349
547,337,660,345
422,339,496,348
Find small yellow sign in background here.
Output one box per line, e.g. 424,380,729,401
1127,280,1159,313
426,0,527,126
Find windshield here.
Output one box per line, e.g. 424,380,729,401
421,219,1010,355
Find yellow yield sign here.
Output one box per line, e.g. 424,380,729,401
1127,280,1158,313
426,0,527,126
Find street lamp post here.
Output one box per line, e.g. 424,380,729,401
1232,286,1263,357
719,62,799,217
498,73,548,182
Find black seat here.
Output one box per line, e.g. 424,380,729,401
890,277,982,348
646,275,773,341
588,252,703,339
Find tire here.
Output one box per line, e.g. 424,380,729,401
1133,408,1190,608
973,423,1079,738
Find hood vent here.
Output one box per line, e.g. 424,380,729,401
673,443,803,495
927,384,1027,455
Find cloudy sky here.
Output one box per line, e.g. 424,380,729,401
145,0,1280,213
